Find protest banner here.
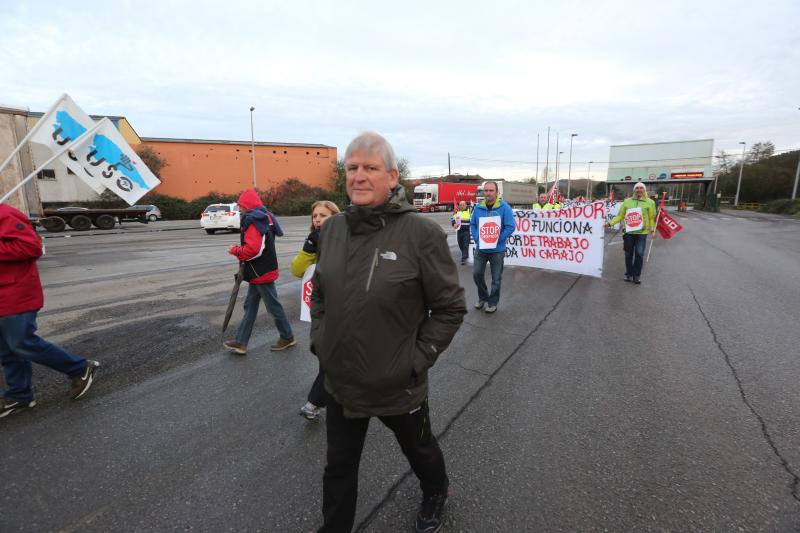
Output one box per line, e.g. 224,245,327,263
470,201,606,277
300,264,316,322
605,200,621,229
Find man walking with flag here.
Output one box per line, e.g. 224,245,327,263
0,204,100,418
607,182,656,284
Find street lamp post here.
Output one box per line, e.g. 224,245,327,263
556,151,563,181
793,107,800,200
586,161,593,197
567,133,577,198
734,141,746,207
249,106,257,188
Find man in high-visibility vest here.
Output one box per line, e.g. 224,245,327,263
532,193,560,210
451,200,472,265
606,182,656,284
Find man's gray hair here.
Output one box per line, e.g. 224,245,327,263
345,132,398,172
633,181,646,190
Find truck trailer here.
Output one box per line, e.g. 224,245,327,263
413,182,478,212
476,180,538,208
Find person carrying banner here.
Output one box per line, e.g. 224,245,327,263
451,200,472,265
470,181,515,313
0,204,100,418
606,182,656,284
223,189,295,354
311,132,466,533
291,200,340,421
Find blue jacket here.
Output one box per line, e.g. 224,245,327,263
470,198,515,253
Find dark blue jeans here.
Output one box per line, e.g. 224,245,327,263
235,282,293,345
0,311,87,402
472,249,505,306
623,233,648,278
457,228,471,262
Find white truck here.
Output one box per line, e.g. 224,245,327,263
476,180,538,208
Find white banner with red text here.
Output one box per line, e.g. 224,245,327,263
469,201,606,278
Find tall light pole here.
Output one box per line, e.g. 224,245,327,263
586,161,593,197
535,133,540,186
544,127,550,191
567,133,578,198
734,141,746,207
556,151,563,182
793,107,800,199
249,106,257,188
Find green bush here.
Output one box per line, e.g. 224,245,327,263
42,181,343,220
759,198,800,216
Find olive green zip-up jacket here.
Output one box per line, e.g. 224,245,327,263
310,186,467,417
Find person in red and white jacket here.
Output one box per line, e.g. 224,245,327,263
222,189,295,354
0,204,99,418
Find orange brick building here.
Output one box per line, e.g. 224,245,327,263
140,137,337,200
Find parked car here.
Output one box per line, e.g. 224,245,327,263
117,204,162,222
201,203,240,234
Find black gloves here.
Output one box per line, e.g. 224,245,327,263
303,230,320,254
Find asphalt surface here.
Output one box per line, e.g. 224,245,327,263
1,209,799,532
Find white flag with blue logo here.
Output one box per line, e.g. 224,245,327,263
28,94,105,194
29,94,160,204
63,119,160,205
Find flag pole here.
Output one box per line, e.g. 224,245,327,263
0,94,67,175
646,192,666,263
0,118,107,205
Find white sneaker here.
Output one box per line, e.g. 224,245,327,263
299,402,321,420
485,305,497,313
474,300,486,310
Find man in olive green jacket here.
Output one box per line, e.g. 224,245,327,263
311,132,466,533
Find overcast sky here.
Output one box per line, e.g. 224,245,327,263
2,0,798,181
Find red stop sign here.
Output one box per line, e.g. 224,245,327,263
480,221,500,244
303,279,314,305
625,211,643,227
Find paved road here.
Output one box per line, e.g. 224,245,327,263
1,209,799,531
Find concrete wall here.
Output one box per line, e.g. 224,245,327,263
141,139,337,200
0,106,42,214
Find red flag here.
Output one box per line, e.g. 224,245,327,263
656,210,683,239
547,182,559,205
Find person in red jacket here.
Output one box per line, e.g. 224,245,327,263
0,204,99,418
222,189,295,354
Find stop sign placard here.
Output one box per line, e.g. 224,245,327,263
478,216,502,249
624,207,644,232
300,264,316,322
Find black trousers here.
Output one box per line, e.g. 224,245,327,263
308,365,327,407
457,228,471,262
318,397,449,533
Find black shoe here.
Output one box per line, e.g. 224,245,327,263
0,399,37,418
415,491,448,533
633,277,641,284
624,275,632,282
